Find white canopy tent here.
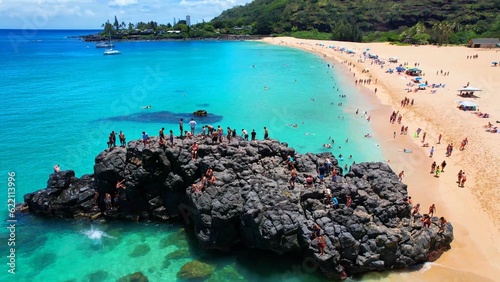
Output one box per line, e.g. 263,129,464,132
458,86,482,97
458,86,481,92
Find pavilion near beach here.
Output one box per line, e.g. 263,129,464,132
467,38,500,48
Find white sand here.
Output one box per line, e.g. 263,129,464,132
262,37,500,280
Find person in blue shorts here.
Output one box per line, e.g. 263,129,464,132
332,197,339,209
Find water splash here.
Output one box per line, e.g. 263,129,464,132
418,262,433,273
82,226,115,245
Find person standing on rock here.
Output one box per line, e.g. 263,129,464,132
412,203,420,218
286,155,295,170
318,164,326,183
317,235,326,256
188,118,197,135
332,197,339,209
227,127,232,143
179,119,184,137
169,130,174,147
289,169,297,189
438,217,447,234
398,171,404,181
331,169,338,182
206,125,214,135
345,195,352,208
217,126,223,143
428,204,436,217
251,129,256,141
306,175,314,188
242,129,249,141
159,127,165,139
142,132,149,147
104,193,112,210
119,131,126,147
264,127,269,140
192,142,199,160
421,214,431,229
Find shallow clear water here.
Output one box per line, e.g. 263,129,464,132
0,29,387,281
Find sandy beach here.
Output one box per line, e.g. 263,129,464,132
262,37,500,280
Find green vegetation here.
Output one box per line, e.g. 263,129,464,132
211,0,500,43
98,1,500,44
99,16,223,40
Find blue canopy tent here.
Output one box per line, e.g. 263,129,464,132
396,66,406,72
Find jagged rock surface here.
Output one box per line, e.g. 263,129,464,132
23,136,453,278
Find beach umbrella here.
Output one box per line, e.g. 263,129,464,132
366,48,370,51
418,83,427,87
415,77,422,80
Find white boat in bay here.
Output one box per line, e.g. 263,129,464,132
96,42,114,48
103,32,120,55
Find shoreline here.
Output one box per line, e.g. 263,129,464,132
261,37,500,281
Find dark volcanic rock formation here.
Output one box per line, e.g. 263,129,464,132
23,136,453,278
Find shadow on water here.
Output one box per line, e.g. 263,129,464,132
96,111,223,124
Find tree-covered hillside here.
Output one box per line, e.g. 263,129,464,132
211,0,500,43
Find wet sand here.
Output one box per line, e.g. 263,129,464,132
262,37,500,281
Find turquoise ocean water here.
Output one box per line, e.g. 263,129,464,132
0,29,386,281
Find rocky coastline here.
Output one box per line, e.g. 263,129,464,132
77,33,263,43
23,135,453,279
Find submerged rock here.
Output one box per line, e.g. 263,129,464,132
23,136,453,278
177,260,215,279
117,272,149,282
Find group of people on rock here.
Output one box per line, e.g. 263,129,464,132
106,116,271,151
107,131,127,149
192,168,216,193
409,200,447,233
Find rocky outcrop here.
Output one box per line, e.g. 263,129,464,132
23,170,97,218
193,109,208,117
23,136,453,279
